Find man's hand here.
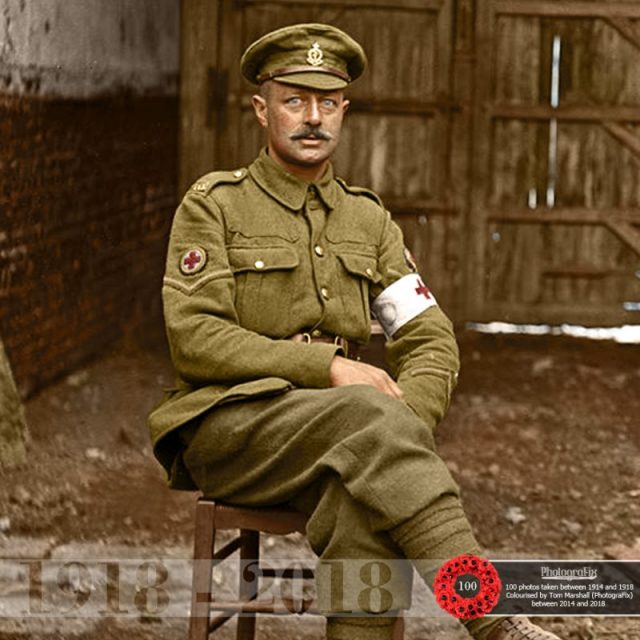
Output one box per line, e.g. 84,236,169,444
329,356,404,401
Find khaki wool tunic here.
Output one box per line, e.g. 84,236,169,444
148,148,460,493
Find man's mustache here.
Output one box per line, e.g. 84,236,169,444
290,126,334,141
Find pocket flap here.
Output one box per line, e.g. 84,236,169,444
228,245,300,273
337,253,381,283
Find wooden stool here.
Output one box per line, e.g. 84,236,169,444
188,497,405,640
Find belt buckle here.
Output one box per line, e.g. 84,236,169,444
334,335,348,357
302,332,312,344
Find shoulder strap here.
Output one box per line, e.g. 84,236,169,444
335,177,384,208
189,168,248,196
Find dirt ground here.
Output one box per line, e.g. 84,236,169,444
1,329,639,639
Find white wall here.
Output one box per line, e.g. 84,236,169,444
0,0,179,97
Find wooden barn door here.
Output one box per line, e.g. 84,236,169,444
180,0,469,319
469,0,640,325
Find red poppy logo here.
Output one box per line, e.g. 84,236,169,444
433,554,502,619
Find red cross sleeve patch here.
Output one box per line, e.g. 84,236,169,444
179,247,207,275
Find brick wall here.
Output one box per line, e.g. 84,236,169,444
0,94,178,396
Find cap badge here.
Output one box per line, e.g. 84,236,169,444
306,42,324,66
180,248,207,275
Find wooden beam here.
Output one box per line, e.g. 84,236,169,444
602,122,640,160
493,1,640,19
451,0,476,322
541,267,629,279
606,220,640,258
468,303,640,327
466,0,498,321
348,98,458,116
605,16,640,51
387,198,457,216
208,598,320,615
487,207,640,225
240,0,442,11
239,94,454,116
179,0,220,195
489,104,640,123
0,338,27,467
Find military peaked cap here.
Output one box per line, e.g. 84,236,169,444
241,23,367,90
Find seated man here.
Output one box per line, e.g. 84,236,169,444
149,22,562,640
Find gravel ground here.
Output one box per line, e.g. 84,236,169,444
0,329,638,639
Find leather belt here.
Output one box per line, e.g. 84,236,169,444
289,332,360,360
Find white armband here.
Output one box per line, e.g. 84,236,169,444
371,274,438,338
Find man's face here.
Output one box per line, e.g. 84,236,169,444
252,81,350,176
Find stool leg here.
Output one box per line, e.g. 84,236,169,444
189,501,216,640
392,612,405,640
237,529,259,640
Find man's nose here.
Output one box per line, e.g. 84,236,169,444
304,98,322,126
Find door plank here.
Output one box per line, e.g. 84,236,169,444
179,0,220,194
494,1,640,19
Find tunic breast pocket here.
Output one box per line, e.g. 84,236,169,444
335,251,382,338
228,245,300,334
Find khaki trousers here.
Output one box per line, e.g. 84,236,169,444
181,384,461,613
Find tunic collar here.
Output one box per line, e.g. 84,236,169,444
248,147,339,212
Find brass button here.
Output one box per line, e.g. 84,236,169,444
366,267,374,278
233,169,243,178
320,287,330,300
314,245,325,257
254,260,265,270
311,329,322,338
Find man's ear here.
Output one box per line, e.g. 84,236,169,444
252,94,268,128
341,98,350,116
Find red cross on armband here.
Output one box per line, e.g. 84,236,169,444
371,273,438,338
179,247,207,275
415,278,432,300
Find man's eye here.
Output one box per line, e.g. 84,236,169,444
322,99,337,108
286,97,302,106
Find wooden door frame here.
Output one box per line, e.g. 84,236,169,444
179,0,220,195
467,0,640,325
